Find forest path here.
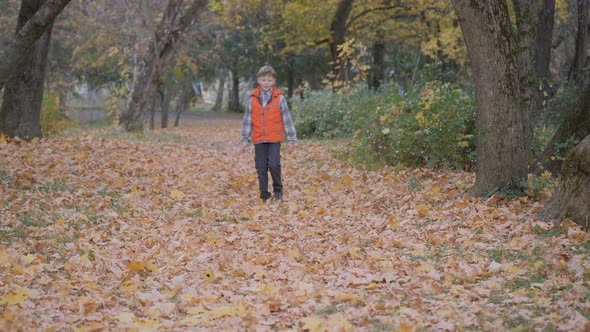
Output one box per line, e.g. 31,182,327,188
0,119,588,331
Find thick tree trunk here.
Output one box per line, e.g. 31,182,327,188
452,0,543,196
119,0,208,131
0,0,58,139
532,83,590,175
0,0,71,91
569,0,589,89
535,0,555,81
541,135,590,228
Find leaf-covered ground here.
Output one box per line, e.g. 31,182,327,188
1,119,589,331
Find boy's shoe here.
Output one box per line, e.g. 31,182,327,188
273,192,283,201
261,193,271,203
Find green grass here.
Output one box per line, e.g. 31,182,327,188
532,224,562,237
316,303,339,315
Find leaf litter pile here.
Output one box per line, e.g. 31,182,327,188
1,119,589,331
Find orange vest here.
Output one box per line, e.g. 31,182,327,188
251,87,284,143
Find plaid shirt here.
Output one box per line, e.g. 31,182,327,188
241,90,297,144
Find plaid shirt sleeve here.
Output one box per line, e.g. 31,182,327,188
241,99,252,144
280,95,297,143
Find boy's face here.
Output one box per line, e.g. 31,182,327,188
257,75,276,92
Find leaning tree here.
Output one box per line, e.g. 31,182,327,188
118,0,208,131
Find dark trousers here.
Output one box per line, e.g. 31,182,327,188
254,143,282,199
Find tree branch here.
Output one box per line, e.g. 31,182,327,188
0,0,72,90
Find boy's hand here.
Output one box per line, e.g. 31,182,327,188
286,142,295,153
240,142,249,152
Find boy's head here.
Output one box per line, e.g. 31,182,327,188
256,65,276,92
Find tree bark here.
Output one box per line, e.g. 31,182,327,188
119,0,208,131
535,0,555,82
227,64,241,112
452,0,543,196
174,84,194,127
370,30,385,91
0,0,63,139
159,83,171,129
0,0,71,91
569,0,589,89
532,83,590,175
329,0,355,84
212,75,225,111
541,135,590,228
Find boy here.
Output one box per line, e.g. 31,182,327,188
240,65,297,203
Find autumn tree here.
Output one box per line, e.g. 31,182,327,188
451,1,544,196
541,84,590,227
118,0,208,131
0,0,72,139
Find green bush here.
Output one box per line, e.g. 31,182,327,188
293,91,355,139
292,80,476,170
41,93,74,137
358,81,476,169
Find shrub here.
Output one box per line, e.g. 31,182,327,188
41,93,74,137
292,80,476,170
293,90,355,139
357,81,476,169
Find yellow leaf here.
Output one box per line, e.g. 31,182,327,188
457,140,470,148
0,134,6,144
21,253,37,264
56,218,66,226
201,267,215,281
208,302,248,318
0,291,28,305
387,218,400,228
127,260,147,273
336,292,359,303
72,322,104,332
186,306,206,315
342,174,353,185
258,283,277,295
170,189,184,199
146,262,159,273
396,321,416,332
302,316,324,332
133,318,159,330
541,170,552,179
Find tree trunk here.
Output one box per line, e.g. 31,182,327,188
370,30,385,91
228,65,241,112
535,0,555,102
329,0,355,85
212,75,225,111
159,83,171,129
174,84,193,127
452,0,543,196
569,0,589,89
119,0,208,131
0,0,71,91
532,83,590,175
1,0,58,139
541,135,590,228
287,55,295,100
